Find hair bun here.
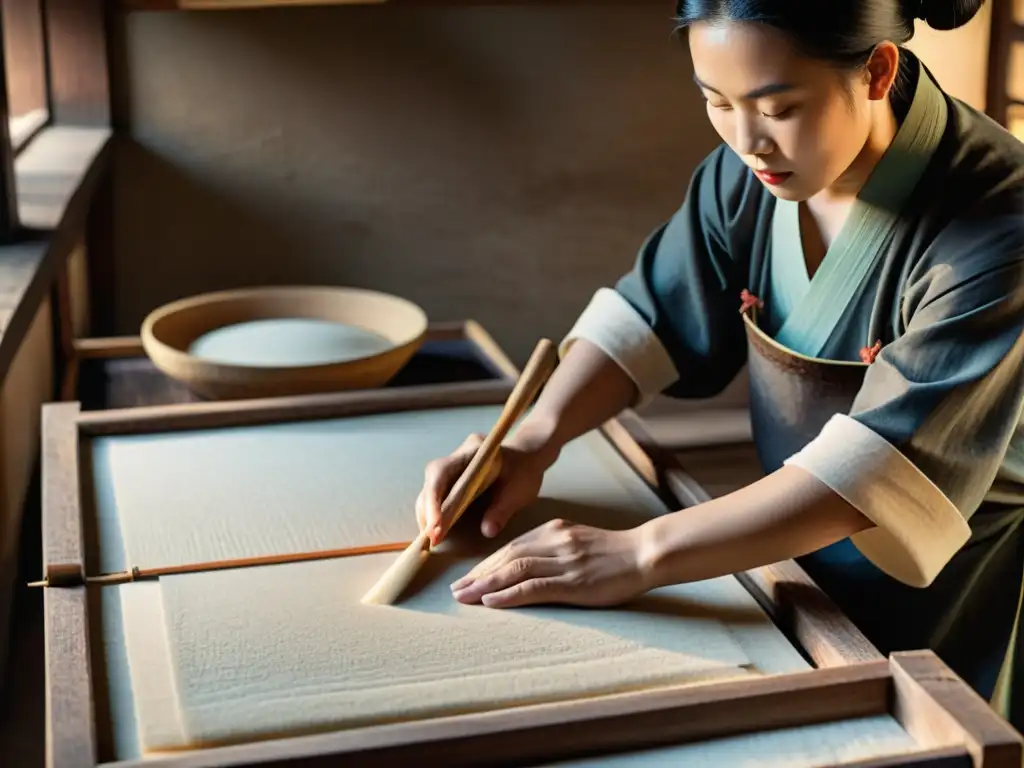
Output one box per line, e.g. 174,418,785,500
915,0,985,31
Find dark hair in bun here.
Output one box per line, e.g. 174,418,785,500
913,0,985,30
675,0,985,68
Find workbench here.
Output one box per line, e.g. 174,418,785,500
38,322,1023,767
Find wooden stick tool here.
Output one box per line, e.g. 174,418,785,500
360,337,559,606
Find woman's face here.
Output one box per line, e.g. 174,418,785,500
688,21,889,202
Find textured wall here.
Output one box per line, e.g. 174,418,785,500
906,2,992,112
110,3,718,365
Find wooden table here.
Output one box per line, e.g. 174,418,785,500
34,321,1023,767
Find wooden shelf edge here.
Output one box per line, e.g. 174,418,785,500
119,0,667,10
0,128,113,388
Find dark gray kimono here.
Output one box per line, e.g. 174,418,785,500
611,53,1024,725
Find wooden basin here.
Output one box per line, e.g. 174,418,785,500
140,286,428,400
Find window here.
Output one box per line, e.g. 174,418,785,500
0,0,112,243
2,0,48,153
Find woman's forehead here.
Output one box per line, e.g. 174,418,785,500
688,20,816,97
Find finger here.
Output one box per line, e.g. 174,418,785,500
451,557,564,605
414,489,426,532
450,543,519,590
450,525,554,589
482,576,569,609
423,435,482,542
479,490,518,539
422,459,462,532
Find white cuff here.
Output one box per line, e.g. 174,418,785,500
559,288,679,407
784,414,971,588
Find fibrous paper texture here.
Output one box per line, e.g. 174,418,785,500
121,556,758,752
92,404,809,755
90,405,691,573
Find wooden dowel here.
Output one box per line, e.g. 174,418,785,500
361,338,559,606
28,540,411,587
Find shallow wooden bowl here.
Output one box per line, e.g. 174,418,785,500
140,286,428,400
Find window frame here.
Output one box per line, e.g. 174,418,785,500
0,0,111,244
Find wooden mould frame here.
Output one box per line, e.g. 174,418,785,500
56,318,521,406
36,388,1022,765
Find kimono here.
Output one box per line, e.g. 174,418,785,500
559,50,1024,728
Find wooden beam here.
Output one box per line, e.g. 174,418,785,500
118,0,668,9
984,0,1015,126
43,0,111,126
74,379,516,435
40,401,85,587
0,1,21,241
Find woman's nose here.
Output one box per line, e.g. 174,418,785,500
735,115,771,158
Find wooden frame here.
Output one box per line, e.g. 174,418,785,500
0,0,22,242
984,0,1018,130
0,0,112,240
54,318,520,409
3,0,48,151
118,0,672,11
36,380,1022,766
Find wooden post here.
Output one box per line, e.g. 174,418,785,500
42,0,111,126
0,0,21,243
984,0,1015,127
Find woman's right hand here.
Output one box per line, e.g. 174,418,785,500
415,431,557,547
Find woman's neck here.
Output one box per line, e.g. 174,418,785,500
815,99,900,206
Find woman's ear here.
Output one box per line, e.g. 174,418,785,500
865,42,900,101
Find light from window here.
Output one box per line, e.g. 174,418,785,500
2,0,48,152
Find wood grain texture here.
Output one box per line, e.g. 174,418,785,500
76,379,515,436
58,357,79,402
0,0,19,241
118,0,662,8
121,0,384,8
610,409,883,669
462,319,520,380
109,662,894,768
43,586,96,768
833,749,972,767
735,562,884,668
0,298,54,694
44,0,111,126
73,336,146,358
41,401,84,585
2,0,48,121
985,0,1015,126
53,256,76,399
891,651,1024,768
70,322,517,412
66,242,92,339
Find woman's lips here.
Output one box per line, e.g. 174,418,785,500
754,169,793,185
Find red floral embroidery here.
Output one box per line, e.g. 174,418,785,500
859,340,882,364
739,289,763,314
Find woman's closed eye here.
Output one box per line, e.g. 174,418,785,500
761,104,797,119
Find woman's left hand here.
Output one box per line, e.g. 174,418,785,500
449,518,652,609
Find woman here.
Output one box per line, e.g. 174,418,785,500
418,0,1024,727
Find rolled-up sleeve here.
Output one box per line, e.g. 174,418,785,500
559,144,755,407
559,287,680,403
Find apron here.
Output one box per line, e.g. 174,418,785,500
740,63,1024,728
